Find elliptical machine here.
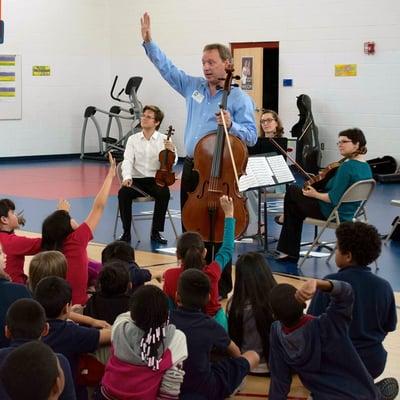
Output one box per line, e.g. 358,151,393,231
80,75,143,161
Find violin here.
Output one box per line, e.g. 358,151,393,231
155,125,176,187
181,66,249,243
291,94,321,175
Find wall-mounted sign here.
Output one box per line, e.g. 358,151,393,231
335,64,357,77
32,65,51,76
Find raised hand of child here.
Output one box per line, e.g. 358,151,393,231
220,195,234,218
295,279,317,303
107,152,116,177
57,199,71,212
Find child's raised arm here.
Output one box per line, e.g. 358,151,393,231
220,195,234,218
85,153,116,233
214,196,235,271
295,279,333,304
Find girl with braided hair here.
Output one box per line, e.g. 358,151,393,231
99,285,187,400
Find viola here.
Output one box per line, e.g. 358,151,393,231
291,94,321,175
155,125,176,187
181,66,249,243
304,160,343,191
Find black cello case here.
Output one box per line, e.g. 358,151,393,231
291,94,322,175
367,155,400,183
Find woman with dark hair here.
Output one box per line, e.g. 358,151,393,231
227,252,276,374
275,128,372,262
41,154,116,305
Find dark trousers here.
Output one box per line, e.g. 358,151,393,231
118,177,170,235
181,157,233,297
277,184,325,258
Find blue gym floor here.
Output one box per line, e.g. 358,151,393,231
1,157,399,289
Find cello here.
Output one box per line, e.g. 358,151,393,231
155,125,176,187
181,66,249,243
291,94,321,175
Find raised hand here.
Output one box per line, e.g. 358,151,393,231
295,279,317,303
141,12,152,43
220,195,234,218
57,199,71,213
108,152,116,177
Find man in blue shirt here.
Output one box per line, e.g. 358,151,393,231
140,12,257,297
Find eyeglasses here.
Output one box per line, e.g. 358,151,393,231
260,118,275,123
141,114,155,120
337,140,353,145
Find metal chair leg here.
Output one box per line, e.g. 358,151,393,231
167,208,178,239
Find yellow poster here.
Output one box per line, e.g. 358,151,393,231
335,64,357,77
32,65,51,76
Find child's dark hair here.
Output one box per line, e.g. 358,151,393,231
0,341,60,400
34,276,72,318
0,198,15,219
228,252,277,363
130,285,169,371
101,240,136,264
336,221,381,266
270,284,305,327
176,231,205,270
6,299,46,340
177,269,210,310
98,261,130,296
41,210,74,251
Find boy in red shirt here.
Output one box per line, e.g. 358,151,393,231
0,199,41,284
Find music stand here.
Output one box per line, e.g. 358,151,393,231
239,153,294,250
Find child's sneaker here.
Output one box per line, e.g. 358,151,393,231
375,377,399,400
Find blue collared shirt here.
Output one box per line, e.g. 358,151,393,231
143,41,257,157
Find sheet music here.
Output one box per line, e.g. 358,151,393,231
239,156,275,192
238,155,294,192
267,155,295,184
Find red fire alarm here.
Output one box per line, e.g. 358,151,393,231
364,41,375,55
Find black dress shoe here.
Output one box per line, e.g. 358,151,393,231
118,232,131,243
151,231,168,244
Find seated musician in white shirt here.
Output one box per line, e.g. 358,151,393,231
118,105,176,244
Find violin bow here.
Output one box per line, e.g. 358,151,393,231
297,119,313,142
269,137,312,180
219,107,241,188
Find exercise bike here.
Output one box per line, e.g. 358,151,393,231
80,75,143,161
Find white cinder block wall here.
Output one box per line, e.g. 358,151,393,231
1,0,400,164
0,0,112,157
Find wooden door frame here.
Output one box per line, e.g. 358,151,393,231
231,42,279,50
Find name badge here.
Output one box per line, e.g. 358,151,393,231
192,90,204,104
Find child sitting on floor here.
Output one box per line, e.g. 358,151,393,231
34,276,111,400
84,261,131,325
227,252,276,374
308,221,397,389
0,341,67,400
28,250,110,330
0,298,76,399
0,198,42,284
0,242,31,348
40,153,115,305
101,240,152,291
269,279,397,400
171,269,259,399
99,284,187,400
163,195,234,329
